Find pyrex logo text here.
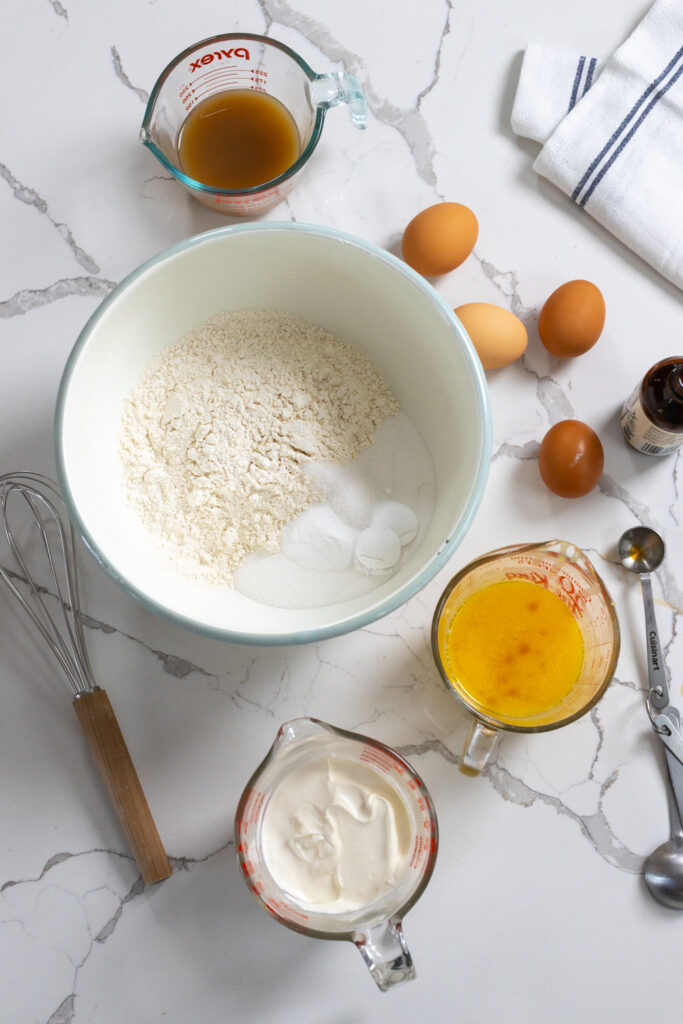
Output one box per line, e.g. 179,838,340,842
190,48,250,72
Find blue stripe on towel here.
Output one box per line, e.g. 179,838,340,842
572,44,683,203
580,57,683,207
569,56,586,111
583,57,597,95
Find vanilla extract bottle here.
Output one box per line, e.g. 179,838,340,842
621,357,683,456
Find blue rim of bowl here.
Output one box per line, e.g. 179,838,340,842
54,222,492,646
140,33,327,198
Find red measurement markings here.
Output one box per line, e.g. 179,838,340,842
185,64,267,86
214,194,277,210
179,69,243,110
238,796,254,827
282,903,310,922
215,194,263,205
183,66,241,87
504,568,588,617
360,745,403,775
504,568,549,587
263,896,310,921
191,75,245,104
556,575,589,618
409,834,426,869
191,78,268,102
179,66,268,104
239,788,265,827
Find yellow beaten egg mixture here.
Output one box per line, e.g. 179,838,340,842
440,579,584,721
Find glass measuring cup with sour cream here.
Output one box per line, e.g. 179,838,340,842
235,718,438,991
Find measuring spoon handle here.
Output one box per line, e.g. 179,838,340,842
640,573,670,710
664,748,683,841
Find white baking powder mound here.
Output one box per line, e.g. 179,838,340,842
233,412,435,609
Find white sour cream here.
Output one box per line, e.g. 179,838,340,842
261,756,413,913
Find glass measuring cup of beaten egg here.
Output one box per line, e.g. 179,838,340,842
141,33,367,215
432,540,620,775
235,718,438,991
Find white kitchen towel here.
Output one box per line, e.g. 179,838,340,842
511,0,683,291
511,45,605,143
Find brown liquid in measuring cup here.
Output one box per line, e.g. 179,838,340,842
177,89,301,190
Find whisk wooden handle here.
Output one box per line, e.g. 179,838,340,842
73,689,172,885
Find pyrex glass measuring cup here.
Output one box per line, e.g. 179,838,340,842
235,718,438,991
141,34,367,215
431,540,620,775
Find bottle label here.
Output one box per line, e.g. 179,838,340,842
621,387,683,456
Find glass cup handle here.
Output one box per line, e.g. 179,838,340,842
354,917,415,990
461,719,500,776
309,72,367,129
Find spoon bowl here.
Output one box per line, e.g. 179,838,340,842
644,836,683,910
618,525,665,574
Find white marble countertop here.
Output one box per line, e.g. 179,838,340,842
2,2,682,1021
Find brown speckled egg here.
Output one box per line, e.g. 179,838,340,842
455,302,528,369
538,280,605,357
538,420,604,498
402,202,478,276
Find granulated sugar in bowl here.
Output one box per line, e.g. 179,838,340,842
55,223,491,644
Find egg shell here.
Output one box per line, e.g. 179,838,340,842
401,202,478,276
538,280,605,358
454,302,528,370
538,420,604,498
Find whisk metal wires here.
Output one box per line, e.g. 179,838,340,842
0,471,171,884
0,471,96,697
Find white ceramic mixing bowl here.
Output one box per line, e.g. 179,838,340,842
55,223,491,644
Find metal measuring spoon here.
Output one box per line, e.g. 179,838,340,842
643,773,683,909
618,526,683,909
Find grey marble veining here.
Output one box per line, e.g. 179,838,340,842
1,2,682,1022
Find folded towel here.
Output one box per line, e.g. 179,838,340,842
511,45,605,143
511,0,683,291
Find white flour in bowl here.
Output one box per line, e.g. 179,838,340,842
119,308,405,587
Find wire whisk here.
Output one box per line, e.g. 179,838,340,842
0,471,97,696
0,472,171,884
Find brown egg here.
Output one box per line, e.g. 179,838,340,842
402,202,478,276
538,420,604,498
455,302,528,369
538,280,605,357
